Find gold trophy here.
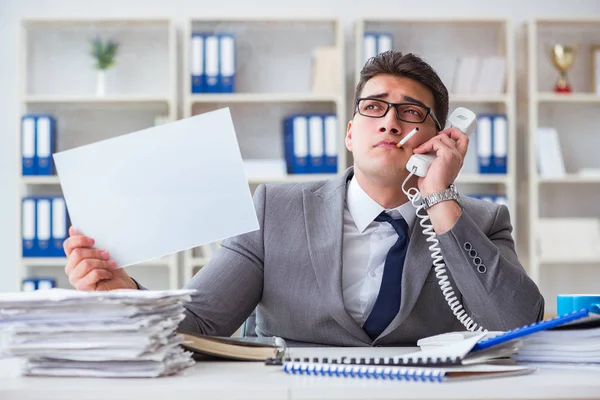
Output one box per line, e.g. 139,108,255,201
550,44,576,93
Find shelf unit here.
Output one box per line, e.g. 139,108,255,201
354,18,518,243
181,17,346,282
17,18,180,290
527,18,600,314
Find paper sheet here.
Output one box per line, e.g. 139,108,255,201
53,108,259,268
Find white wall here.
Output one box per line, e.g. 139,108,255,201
1,0,599,292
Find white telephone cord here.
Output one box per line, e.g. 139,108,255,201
402,169,486,333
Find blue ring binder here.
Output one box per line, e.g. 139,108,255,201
472,308,592,352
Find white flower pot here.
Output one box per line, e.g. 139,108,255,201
96,70,106,97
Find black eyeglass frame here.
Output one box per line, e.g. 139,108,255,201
354,97,443,132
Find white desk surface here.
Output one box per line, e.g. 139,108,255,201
1,347,599,400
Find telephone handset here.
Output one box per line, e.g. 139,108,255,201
400,107,486,333
406,107,478,177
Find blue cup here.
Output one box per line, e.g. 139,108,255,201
557,294,600,315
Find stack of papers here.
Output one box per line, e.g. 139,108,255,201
512,328,600,366
511,313,600,369
0,289,196,377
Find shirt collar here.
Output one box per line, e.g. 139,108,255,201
346,175,416,233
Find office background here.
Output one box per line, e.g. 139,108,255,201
1,0,599,316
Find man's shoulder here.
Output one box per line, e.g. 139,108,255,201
459,195,507,220
259,180,326,201
259,174,347,200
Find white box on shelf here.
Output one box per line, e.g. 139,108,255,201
474,56,506,93
536,127,566,178
538,218,600,262
311,46,340,96
452,56,479,94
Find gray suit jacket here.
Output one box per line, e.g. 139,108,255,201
176,167,544,346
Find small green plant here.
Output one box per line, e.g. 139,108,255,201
90,37,119,70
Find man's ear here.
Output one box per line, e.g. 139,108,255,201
345,120,353,152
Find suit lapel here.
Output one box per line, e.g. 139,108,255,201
379,210,434,338
303,169,371,344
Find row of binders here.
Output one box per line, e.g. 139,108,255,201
476,113,507,174
22,277,56,291
21,114,56,176
190,33,235,93
284,113,338,174
22,196,70,258
363,32,393,64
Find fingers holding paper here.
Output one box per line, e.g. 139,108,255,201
64,227,95,257
64,226,138,291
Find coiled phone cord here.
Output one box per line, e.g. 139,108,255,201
402,169,486,333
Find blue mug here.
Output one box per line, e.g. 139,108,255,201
557,294,600,315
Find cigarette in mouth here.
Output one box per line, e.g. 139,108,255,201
396,127,419,148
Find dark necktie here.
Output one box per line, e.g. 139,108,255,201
362,211,409,340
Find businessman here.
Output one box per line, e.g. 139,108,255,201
63,51,545,346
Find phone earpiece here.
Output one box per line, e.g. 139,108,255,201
405,107,477,177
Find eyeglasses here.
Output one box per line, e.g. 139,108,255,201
355,97,442,131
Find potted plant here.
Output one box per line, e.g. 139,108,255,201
90,36,119,96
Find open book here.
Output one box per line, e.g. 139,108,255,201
178,331,287,361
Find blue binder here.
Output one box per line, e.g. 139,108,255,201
22,197,37,257
472,306,600,352
35,115,56,176
36,277,57,290
204,34,220,93
283,115,310,174
363,32,377,64
308,115,324,173
492,114,508,174
50,197,69,257
36,197,52,258
219,34,235,93
376,33,393,54
191,33,206,93
323,114,338,174
21,278,37,291
476,114,493,174
21,115,36,175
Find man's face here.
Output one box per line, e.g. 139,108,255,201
346,74,438,180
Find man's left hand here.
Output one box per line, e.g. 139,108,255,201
411,128,469,197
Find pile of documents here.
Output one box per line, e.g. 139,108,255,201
511,310,600,369
0,288,196,377
512,326,600,368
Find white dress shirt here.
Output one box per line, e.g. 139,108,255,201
342,175,416,327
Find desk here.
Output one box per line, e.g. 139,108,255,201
1,347,599,400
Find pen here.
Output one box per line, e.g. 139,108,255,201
396,127,419,148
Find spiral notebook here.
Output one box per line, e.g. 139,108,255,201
272,333,519,368
269,308,599,368
281,361,534,382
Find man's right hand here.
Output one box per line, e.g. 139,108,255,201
64,227,138,291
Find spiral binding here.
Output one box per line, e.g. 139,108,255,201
282,362,447,382
270,355,461,367
402,171,486,333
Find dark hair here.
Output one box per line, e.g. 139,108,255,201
354,51,449,130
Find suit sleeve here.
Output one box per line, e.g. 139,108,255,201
173,184,267,336
436,204,545,331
